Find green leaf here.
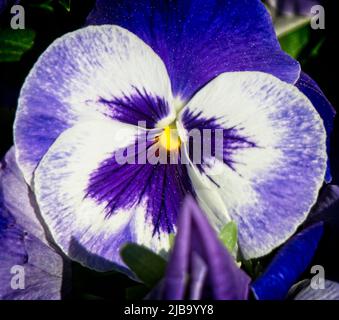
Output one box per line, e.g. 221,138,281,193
0,29,36,62
30,0,54,12
120,243,167,288
59,0,71,12
310,37,326,58
278,23,311,59
219,221,238,252
274,16,310,38
126,284,150,300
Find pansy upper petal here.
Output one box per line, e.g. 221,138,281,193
86,0,300,101
34,120,193,271
14,25,174,185
178,71,327,259
0,148,66,300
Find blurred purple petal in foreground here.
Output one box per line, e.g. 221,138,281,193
156,196,250,300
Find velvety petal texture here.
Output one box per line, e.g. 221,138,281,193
160,196,250,300
34,120,192,271
15,25,175,184
251,223,324,300
179,72,327,259
0,148,66,300
86,0,300,101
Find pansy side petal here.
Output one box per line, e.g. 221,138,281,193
34,120,193,271
0,148,47,243
296,72,335,182
0,148,66,300
86,0,300,101
14,25,174,185
178,71,327,259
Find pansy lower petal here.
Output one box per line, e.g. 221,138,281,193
14,25,174,185
34,120,192,271
178,71,327,259
0,148,66,300
87,0,300,101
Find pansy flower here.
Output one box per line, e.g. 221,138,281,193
13,0,329,271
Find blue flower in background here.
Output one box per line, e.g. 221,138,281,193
11,0,333,272
0,148,68,300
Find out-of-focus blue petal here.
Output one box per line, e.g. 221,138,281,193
296,72,336,182
294,280,339,300
161,196,251,300
87,0,300,101
0,147,67,300
251,223,324,300
0,0,6,14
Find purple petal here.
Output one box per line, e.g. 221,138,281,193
178,71,327,259
251,223,324,300
0,0,18,15
86,0,300,101
296,72,335,182
163,196,250,300
308,184,339,221
0,148,66,300
294,280,339,300
34,121,193,271
189,252,208,300
14,25,175,185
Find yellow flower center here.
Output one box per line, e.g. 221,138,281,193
159,125,181,151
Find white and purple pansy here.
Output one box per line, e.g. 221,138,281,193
13,0,328,271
